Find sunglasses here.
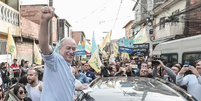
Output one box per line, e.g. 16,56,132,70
19,91,26,95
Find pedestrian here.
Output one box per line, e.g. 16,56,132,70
39,6,76,101
25,69,42,101
176,59,201,101
13,83,32,101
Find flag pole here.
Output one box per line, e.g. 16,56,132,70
7,27,9,64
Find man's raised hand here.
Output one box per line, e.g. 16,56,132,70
40,6,55,22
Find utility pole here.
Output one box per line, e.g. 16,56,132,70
49,0,53,45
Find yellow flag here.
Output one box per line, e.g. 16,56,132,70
88,49,102,73
99,30,112,51
102,50,108,59
113,43,118,57
133,27,148,44
121,53,130,59
7,33,17,58
34,41,42,65
85,41,91,53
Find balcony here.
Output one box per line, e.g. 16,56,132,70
0,1,20,36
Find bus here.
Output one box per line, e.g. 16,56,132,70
153,34,201,66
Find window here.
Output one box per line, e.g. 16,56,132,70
171,9,180,25
182,52,201,66
161,53,178,66
159,17,166,29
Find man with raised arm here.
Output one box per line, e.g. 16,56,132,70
39,6,76,101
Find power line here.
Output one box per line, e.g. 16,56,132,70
113,0,123,28
99,15,131,24
75,0,110,23
153,2,201,28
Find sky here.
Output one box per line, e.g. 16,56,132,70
21,0,135,44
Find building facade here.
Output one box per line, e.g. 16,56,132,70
0,0,20,64
123,20,134,39
71,31,86,45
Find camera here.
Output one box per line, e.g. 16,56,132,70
152,56,165,66
103,62,112,70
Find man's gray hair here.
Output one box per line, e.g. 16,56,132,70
59,37,77,48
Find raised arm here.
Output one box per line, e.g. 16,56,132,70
39,6,54,55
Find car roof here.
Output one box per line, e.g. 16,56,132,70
77,77,196,101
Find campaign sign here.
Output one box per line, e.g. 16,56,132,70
132,43,149,56
75,45,86,56
118,38,133,54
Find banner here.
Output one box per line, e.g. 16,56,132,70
99,30,112,51
75,45,86,56
34,41,42,65
6,33,17,58
118,38,133,54
133,27,148,44
85,41,91,53
132,43,149,56
88,49,102,73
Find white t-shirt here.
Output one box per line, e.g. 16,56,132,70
25,81,43,101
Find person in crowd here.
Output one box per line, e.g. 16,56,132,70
130,59,139,76
0,85,5,101
141,62,148,69
72,66,89,84
130,59,137,65
83,63,96,82
30,63,36,68
124,62,133,76
176,59,201,101
71,67,88,100
115,60,121,72
39,6,76,101
25,69,43,101
77,61,83,73
109,64,118,76
139,68,149,77
100,64,111,77
0,62,10,88
157,60,180,83
19,59,25,69
10,59,20,70
21,61,30,77
19,76,28,86
13,83,31,101
10,59,21,78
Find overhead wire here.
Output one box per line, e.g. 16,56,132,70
113,0,123,28
75,0,110,23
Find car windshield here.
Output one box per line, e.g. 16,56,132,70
80,77,188,101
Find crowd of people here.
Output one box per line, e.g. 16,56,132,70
0,6,200,101
0,59,42,101
71,55,201,101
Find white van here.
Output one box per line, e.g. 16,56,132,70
153,34,201,66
